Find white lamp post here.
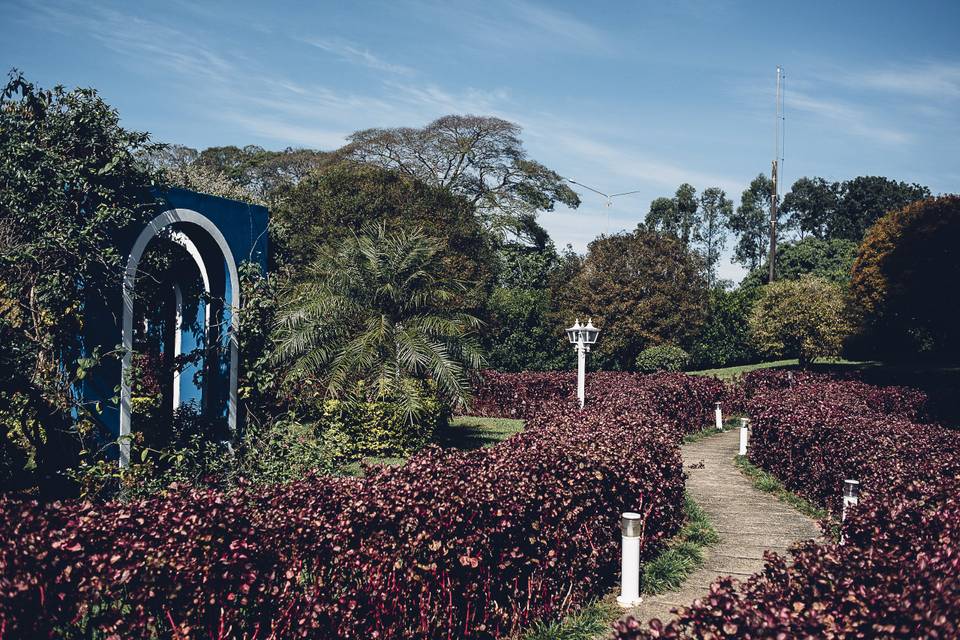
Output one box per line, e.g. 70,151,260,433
566,318,600,409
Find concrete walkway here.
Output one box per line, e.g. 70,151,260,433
622,428,822,627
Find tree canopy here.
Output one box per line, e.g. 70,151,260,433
341,115,580,246
0,72,161,492
782,175,930,242
740,237,859,290
558,229,708,370
748,276,849,368
849,195,960,362
727,173,786,271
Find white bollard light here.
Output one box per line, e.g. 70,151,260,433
714,402,723,431
842,479,860,522
739,417,749,455
616,512,643,608
840,479,860,545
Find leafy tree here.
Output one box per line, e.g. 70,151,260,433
341,115,580,245
748,276,849,368
145,144,330,207
697,187,732,289
781,176,838,239
674,183,699,245
644,183,701,246
481,243,574,372
740,237,859,290
0,72,161,493
727,174,785,271
273,223,484,416
644,197,677,234
276,162,495,307
831,176,930,241
558,229,708,370
849,195,960,362
688,286,758,369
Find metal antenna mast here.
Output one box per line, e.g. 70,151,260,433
768,65,784,284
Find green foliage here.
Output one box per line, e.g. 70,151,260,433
782,175,930,242
728,174,775,270
741,237,859,290
781,176,839,239
748,276,850,368
520,599,618,640
322,395,446,460
343,115,580,246
734,455,828,521
234,415,345,485
0,71,161,494
559,229,708,370
698,187,733,288
482,243,576,371
635,344,690,373
849,195,960,362
644,183,700,246
831,175,930,241
273,223,484,415
689,287,758,369
640,494,718,594
275,162,495,306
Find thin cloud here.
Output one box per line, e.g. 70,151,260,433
788,91,911,145
859,61,960,99
552,132,742,194
509,1,613,53
304,37,415,75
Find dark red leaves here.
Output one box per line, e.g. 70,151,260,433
0,372,723,639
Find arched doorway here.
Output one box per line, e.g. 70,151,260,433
119,208,240,466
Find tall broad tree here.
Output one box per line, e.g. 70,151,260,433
831,176,930,241
849,195,959,362
781,176,839,239
558,229,708,370
727,174,785,271
697,187,732,289
341,115,580,246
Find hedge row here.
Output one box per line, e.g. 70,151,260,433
0,372,723,639
468,370,727,438
613,374,960,639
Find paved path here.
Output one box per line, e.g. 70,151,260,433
622,428,822,627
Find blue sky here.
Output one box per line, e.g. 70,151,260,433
3,0,959,282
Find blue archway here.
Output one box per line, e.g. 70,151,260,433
81,188,268,466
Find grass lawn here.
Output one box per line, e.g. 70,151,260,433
689,358,871,381
343,416,524,475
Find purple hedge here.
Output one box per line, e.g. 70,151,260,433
0,372,723,639
613,373,960,639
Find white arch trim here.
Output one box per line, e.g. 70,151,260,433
168,230,212,411
120,208,240,467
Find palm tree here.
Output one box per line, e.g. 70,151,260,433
273,223,483,416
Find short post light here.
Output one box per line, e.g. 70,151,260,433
739,417,749,456
616,512,643,608
566,318,600,409
842,479,860,522
841,479,860,545
715,402,723,431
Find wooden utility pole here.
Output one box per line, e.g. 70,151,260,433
768,66,783,284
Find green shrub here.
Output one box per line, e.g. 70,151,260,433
321,396,446,460
635,345,690,373
236,416,346,485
